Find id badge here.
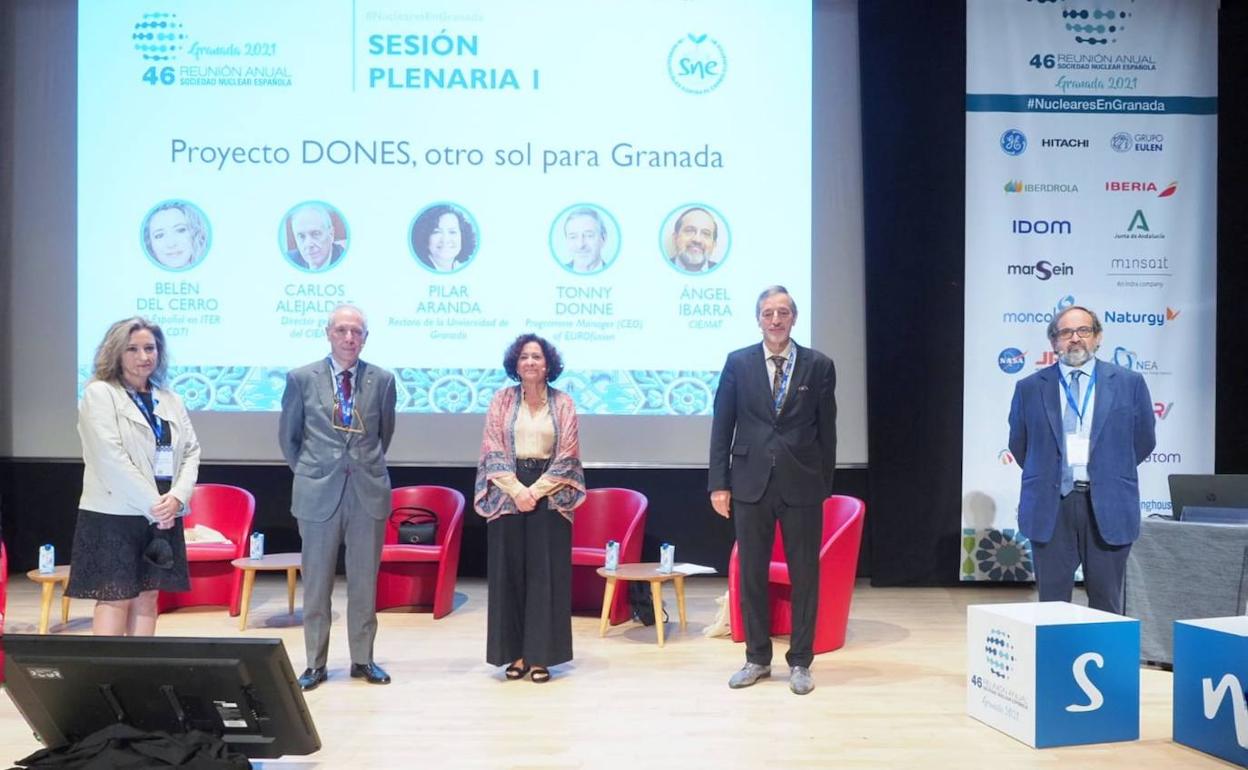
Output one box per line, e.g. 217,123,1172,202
154,446,175,479
1066,435,1090,466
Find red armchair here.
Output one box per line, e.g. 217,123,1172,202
158,484,255,616
376,485,465,618
728,494,865,654
571,488,648,625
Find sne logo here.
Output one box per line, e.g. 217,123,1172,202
667,34,727,95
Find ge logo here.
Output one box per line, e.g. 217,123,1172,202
1000,129,1027,156
668,33,727,95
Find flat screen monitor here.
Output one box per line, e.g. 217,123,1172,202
2,635,319,759
1169,474,1248,522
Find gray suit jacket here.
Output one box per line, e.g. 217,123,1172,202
279,358,397,522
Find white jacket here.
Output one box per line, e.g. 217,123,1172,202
78,380,201,518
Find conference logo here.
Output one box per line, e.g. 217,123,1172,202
1003,180,1079,194
1050,1,1135,47
1006,260,1074,280
667,34,727,95
1000,129,1027,156
985,628,1016,680
1104,180,1178,197
1102,307,1179,327
132,11,188,62
998,348,1026,374
1111,346,1170,376
1002,293,1075,325
1154,402,1174,420
1110,131,1165,153
1114,209,1164,240
1012,218,1072,235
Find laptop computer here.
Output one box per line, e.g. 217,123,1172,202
1168,474,1248,523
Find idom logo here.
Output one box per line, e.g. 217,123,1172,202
132,12,188,63
668,34,727,95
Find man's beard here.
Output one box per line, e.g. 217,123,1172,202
676,249,706,270
1059,344,1096,366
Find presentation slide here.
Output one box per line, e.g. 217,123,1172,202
77,0,813,422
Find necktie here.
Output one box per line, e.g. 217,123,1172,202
341,370,353,402
1063,371,1081,434
1060,370,1082,496
770,355,786,396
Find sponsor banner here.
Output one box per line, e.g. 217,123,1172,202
962,0,1217,581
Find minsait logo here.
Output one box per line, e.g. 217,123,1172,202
1001,129,1027,156
1007,260,1074,280
1012,219,1072,235
1005,180,1080,194
998,348,1026,373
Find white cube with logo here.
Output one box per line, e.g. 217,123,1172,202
1173,616,1248,766
967,601,1139,748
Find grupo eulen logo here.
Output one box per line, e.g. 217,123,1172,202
1000,129,1027,156
132,11,188,63
1110,131,1164,153
998,347,1026,374
667,34,727,95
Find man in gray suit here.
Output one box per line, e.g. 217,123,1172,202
279,304,397,689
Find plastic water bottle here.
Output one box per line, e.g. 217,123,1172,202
38,544,55,574
249,531,265,560
604,540,620,571
659,542,675,574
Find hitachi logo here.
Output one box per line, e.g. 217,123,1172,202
1042,138,1090,148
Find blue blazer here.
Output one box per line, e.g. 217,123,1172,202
1007,359,1156,546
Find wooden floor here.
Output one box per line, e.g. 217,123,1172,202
0,577,1229,769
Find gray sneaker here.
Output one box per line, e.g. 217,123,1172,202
728,663,771,689
789,665,815,695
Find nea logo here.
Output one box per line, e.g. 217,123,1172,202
1012,219,1072,235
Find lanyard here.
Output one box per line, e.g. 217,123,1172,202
1058,366,1097,428
772,345,796,414
127,390,164,444
330,358,355,428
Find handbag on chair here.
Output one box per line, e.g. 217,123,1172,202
394,506,439,545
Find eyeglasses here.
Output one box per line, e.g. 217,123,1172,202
1054,326,1096,340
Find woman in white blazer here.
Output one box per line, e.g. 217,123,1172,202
66,317,200,635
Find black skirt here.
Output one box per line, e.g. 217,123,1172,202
65,510,190,600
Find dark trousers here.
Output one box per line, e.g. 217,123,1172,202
734,480,822,668
486,465,573,668
1032,488,1130,614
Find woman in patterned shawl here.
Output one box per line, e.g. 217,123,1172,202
474,333,586,683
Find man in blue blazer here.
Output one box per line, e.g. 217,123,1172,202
1008,306,1155,613
709,286,837,695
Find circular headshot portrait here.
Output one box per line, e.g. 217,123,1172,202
279,201,349,273
659,203,731,276
140,200,211,271
549,203,621,276
408,202,480,274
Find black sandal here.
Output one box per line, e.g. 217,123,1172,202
504,663,530,680
530,667,551,683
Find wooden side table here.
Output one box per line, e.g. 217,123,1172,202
25,566,71,634
596,562,688,647
230,553,302,630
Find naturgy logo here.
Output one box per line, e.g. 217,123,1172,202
1102,307,1178,327
667,34,727,95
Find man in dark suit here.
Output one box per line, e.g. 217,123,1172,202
279,304,397,689
709,285,837,695
1008,306,1155,613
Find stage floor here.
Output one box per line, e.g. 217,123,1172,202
0,577,1222,768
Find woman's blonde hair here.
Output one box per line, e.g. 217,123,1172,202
92,317,169,388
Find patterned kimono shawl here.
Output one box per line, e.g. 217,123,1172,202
473,384,586,521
